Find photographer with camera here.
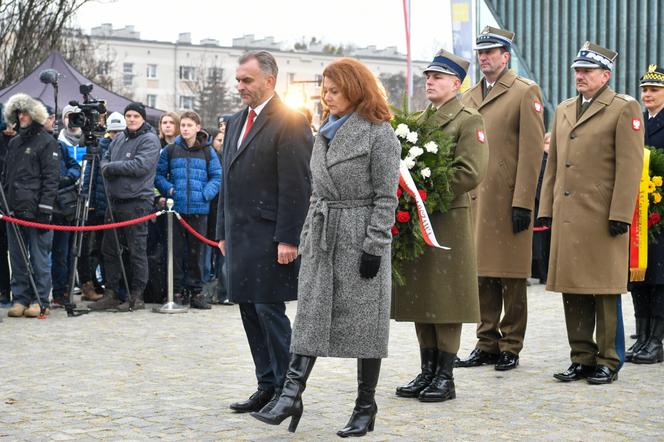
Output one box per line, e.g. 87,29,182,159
58,104,84,164
77,112,127,302
88,102,160,312
3,94,60,318
50,120,81,308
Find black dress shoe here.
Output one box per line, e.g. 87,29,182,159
586,365,618,384
455,348,500,368
494,351,519,371
553,363,596,382
229,389,274,413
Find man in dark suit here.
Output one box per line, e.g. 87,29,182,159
216,51,313,412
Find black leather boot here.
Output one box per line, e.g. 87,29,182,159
250,354,316,433
418,351,456,402
633,317,664,364
395,348,436,398
118,289,145,312
337,358,381,438
625,317,650,362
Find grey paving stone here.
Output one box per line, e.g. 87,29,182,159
1,285,662,440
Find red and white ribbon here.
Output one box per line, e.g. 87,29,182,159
398,162,450,250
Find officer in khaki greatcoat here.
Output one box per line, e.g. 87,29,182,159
538,42,643,384
392,50,488,403
457,27,544,371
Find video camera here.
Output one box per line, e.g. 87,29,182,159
68,84,107,149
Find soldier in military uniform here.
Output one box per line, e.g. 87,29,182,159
392,50,488,402
539,42,643,384
456,27,544,371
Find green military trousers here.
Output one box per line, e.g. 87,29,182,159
562,293,625,371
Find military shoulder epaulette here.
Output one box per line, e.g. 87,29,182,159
615,93,636,102
461,106,481,116
515,76,536,86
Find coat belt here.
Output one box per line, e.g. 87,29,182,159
309,198,373,252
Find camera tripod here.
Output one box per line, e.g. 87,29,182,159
64,134,130,317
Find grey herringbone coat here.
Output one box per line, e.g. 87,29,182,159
290,112,400,358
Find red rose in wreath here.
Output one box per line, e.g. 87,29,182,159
397,188,403,198
391,225,399,236
418,189,427,201
396,210,410,223
648,212,661,228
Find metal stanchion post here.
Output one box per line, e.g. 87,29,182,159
153,198,188,314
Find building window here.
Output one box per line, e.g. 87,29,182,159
207,67,223,81
97,61,111,76
146,94,157,108
179,96,194,110
123,63,133,86
179,66,195,81
146,64,158,79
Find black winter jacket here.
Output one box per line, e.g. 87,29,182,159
2,123,60,219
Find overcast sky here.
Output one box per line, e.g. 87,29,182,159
75,0,453,61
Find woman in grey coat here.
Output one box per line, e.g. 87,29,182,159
251,58,400,437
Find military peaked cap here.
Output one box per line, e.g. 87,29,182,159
423,49,470,82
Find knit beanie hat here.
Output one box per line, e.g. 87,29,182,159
124,102,146,121
106,112,127,131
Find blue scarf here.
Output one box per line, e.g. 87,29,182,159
319,113,351,141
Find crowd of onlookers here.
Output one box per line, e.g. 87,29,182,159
0,95,233,317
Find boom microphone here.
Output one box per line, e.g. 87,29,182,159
39,69,60,85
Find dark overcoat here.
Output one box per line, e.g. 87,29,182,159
639,110,664,284
391,98,488,323
216,96,313,303
538,88,644,294
290,113,400,358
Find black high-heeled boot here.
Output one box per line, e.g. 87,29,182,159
395,348,436,398
337,358,381,438
250,354,316,432
625,317,649,362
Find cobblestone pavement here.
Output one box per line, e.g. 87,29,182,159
1,282,663,441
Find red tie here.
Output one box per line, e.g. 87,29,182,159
241,109,257,144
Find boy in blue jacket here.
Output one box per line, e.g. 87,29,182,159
155,111,221,308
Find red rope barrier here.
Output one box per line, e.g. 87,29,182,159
176,214,219,248
533,226,550,232
0,212,161,231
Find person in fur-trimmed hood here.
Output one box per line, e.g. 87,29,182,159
2,93,60,318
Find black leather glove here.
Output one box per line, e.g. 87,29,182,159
512,207,531,233
539,217,552,228
58,175,75,188
101,165,113,179
359,252,381,279
36,212,52,224
609,220,629,236
36,212,51,234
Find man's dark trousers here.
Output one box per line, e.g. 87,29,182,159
102,199,151,292
239,302,292,392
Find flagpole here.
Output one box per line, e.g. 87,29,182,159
402,0,412,111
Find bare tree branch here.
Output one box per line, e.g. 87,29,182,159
0,0,93,88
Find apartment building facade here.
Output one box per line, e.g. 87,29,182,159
90,25,427,122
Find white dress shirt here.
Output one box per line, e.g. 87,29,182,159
237,95,274,149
